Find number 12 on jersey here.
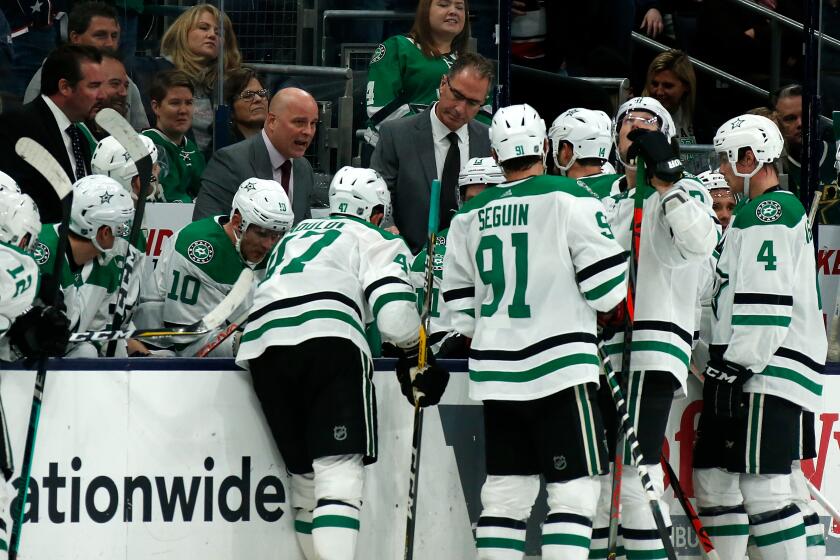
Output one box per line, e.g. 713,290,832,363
476,232,531,318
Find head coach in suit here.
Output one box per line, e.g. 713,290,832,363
371,52,494,254
193,87,318,224
0,44,104,223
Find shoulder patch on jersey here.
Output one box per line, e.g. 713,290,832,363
187,240,214,264
371,43,386,64
33,241,49,266
755,200,783,223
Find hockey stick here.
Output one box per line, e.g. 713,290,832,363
597,341,677,560
94,108,154,357
660,456,721,560
607,157,647,558
404,178,441,560
194,308,249,357
805,478,840,526
9,138,74,560
69,268,254,344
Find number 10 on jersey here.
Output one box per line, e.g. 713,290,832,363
476,232,530,318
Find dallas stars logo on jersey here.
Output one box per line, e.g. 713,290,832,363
756,200,783,223
33,242,50,265
187,240,214,264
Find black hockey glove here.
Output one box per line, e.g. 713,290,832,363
396,346,450,407
436,333,470,359
702,358,754,418
597,301,628,341
626,129,684,184
8,305,71,358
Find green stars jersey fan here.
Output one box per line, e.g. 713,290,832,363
441,174,627,401
712,190,826,412
410,228,453,352
601,175,719,396
142,129,206,202
33,224,121,337
155,216,253,355
365,34,492,128
236,215,419,364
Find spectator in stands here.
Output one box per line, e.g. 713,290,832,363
772,84,838,198
142,70,206,202
22,2,149,132
371,53,493,254
637,0,666,39
133,4,242,157
0,45,104,222
642,50,699,143
193,88,318,224
224,67,269,143
365,0,491,144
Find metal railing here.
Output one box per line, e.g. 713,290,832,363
631,32,834,129
321,10,414,66
249,64,354,169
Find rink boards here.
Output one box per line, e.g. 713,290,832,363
1,358,839,559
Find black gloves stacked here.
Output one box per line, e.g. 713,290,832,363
627,129,684,184
703,358,754,418
8,304,71,358
395,345,450,408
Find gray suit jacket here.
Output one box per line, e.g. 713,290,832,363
193,132,314,224
371,110,491,253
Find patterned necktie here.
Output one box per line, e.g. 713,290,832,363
439,132,460,229
66,124,87,181
279,160,292,194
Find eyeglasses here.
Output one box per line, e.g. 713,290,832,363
443,78,483,109
239,88,269,101
623,114,659,127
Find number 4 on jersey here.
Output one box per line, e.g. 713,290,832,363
757,240,777,271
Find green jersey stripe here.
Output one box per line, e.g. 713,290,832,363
704,524,750,536
762,365,823,396
475,537,526,551
372,290,415,317
753,524,806,547
241,309,366,343
732,314,791,327
584,272,625,301
541,533,591,548
294,520,313,534
470,353,599,383
312,514,360,530
630,340,690,368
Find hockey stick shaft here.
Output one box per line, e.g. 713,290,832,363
660,456,720,559
608,158,646,557
805,478,840,525
598,342,677,559
94,109,153,356
194,309,248,357
10,139,74,560
404,179,441,560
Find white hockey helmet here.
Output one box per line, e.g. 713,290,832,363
0,190,41,251
549,108,612,172
92,135,160,200
329,166,390,220
458,157,505,205
713,114,783,174
0,171,22,194
231,178,294,233
489,103,547,164
696,170,731,192
70,175,135,255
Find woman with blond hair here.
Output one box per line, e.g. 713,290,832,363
642,49,698,143
132,4,242,155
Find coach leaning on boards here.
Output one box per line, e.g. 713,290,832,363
0,45,104,223
371,53,493,254
193,88,318,225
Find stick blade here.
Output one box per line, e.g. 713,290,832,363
14,138,73,200
95,108,149,162
202,268,255,331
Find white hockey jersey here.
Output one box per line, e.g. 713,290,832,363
155,216,253,354
441,174,627,402
602,175,718,395
712,189,826,412
0,241,40,327
236,215,420,364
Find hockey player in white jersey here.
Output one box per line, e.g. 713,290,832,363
441,104,627,560
31,175,134,358
237,166,448,560
599,96,718,559
548,108,619,198
155,178,293,356
693,114,826,560
91,134,161,355
409,157,505,358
